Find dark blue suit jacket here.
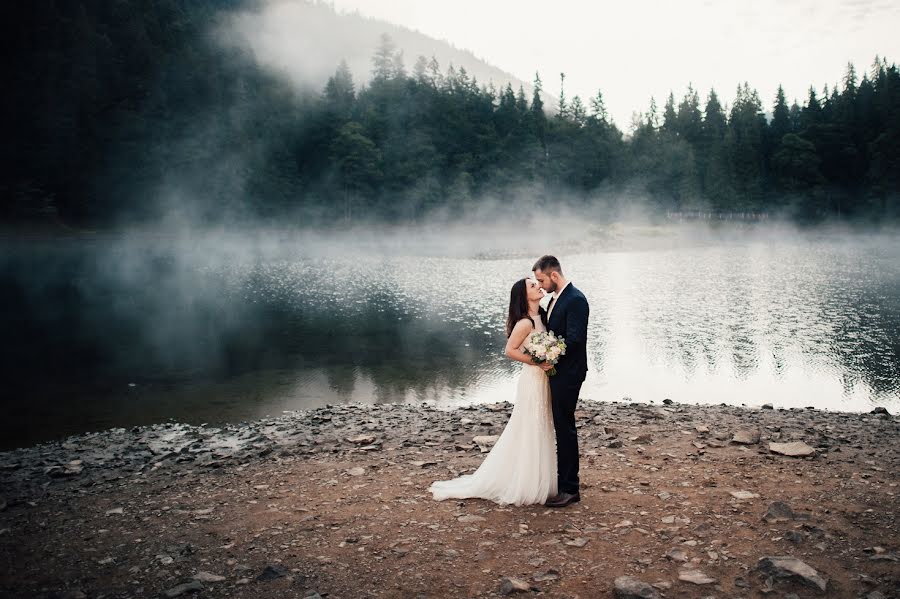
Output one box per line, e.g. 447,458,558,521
545,283,589,385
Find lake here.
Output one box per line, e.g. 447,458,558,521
2,224,898,449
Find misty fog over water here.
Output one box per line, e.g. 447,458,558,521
1,224,899,449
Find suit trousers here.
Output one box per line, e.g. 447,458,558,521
549,375,584,494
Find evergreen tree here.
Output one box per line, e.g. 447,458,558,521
570,95,587,125
372,34,397,81
725,83,767,208
324,60,355,118
392,49,406,80
771,85,790,142
496,83,519,136
801,86,823,128
515,85,529,113
557,73,568,119
703,90,726,142
662,92,678,133
590,89,610,125
530,72,547,148
676,84,703,144
427,56,443,88
647,97,659,129
843,62,858,96
700,89,729,205
788,100,803,132
413,55,429,85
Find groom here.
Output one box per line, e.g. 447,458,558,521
533,255,589,508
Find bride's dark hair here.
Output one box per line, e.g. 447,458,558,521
506,278,533,337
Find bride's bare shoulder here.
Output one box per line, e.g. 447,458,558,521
514,317,534,330
507,317,534,339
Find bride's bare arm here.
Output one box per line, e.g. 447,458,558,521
504,318,537,365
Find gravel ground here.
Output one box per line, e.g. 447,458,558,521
1,400,898,598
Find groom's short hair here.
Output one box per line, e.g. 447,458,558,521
532,255,562,275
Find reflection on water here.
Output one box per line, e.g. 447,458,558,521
583,241,900,409
1,231,898,449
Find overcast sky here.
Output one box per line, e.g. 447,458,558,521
329,0,900,128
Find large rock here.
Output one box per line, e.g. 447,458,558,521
256,564,289,581
472,435,499,453
769,441,816,457
763,501,797,523
346,434,376,445
162,581,203,597
533,569,560,582
732,429,760,444
730,490,760,500
665,548,688,562
499,577,532,594
457,514,486,523
757,556,828,591
613,576,660,599
678,569,716,584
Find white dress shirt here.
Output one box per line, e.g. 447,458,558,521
547,281,571,320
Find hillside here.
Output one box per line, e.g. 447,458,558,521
225,0,549,105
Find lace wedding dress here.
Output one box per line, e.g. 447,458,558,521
429,319,557,506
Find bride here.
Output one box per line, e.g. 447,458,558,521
429,277,557,506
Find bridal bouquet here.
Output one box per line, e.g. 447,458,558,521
523,331,567,376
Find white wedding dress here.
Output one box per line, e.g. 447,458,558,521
429,318,557,506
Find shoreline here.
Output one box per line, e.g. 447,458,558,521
1,399,898,598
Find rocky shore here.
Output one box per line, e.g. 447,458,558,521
1,400,898,599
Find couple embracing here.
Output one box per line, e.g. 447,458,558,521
430,255,589,508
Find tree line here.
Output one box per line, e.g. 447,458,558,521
3,1,898,225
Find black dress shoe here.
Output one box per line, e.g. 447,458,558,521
545,492,581,507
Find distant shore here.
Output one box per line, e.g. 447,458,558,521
1,399,897,598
